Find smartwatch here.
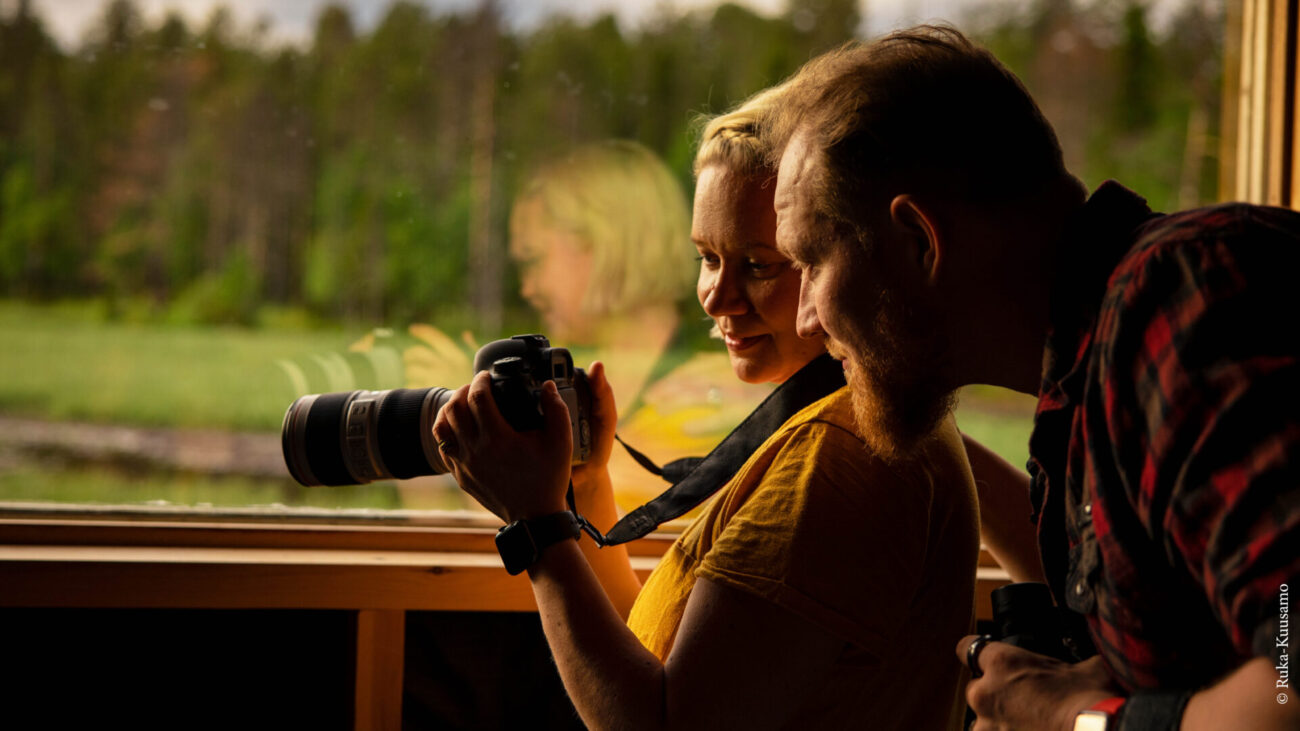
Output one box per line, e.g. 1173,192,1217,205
495,511,582,575
1074,697,1125,731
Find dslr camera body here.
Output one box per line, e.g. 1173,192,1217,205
282,334,592,487
988,582,1095,663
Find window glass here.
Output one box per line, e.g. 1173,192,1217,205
0,0,1226,515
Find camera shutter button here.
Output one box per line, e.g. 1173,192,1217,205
491,356,527,378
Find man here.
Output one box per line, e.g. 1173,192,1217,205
767,25,1300,731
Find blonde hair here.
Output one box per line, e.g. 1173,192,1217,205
693,80,792,178
512,140,693,317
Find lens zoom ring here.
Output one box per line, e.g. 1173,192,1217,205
376,388,436,479
304,391,359,486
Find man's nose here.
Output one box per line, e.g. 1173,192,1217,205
795,282,823,339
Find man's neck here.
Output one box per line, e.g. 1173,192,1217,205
949,177,1088,395
955,284,1052,395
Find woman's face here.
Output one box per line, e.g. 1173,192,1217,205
693,165,826,384
509,196,593,342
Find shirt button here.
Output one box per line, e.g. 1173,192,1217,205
1083,502,1092,515
1075,582,1086,595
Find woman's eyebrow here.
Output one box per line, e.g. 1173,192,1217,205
691,238,776,253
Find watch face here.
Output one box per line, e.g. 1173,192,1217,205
1073,711,1111,731
495,522,538,575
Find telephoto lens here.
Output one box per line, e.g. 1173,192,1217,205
281,387,454,487
281,334,592,488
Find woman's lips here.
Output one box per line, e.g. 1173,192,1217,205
723,333,766,351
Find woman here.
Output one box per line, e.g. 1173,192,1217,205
406,139,768,512
432,87,980,730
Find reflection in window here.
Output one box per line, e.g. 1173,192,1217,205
0,0,1226,514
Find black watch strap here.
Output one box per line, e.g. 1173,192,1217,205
495,511,581,575
1116,689,1193,731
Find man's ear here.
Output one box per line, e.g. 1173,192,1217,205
889,194,943,283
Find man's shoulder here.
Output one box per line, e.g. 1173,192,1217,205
1116,201,1300,277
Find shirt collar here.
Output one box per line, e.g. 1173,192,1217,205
1040,180,1159,390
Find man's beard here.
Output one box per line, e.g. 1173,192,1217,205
829,288,956,464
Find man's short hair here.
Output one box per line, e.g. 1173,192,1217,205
768,25,1068,238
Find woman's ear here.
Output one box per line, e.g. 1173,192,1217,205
888,194,943,284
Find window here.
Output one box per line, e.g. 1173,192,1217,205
0,0,1076,515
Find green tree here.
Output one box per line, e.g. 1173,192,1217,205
1115,1,1159,132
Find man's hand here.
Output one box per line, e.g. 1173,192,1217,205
432,371,572,522
956,635,1120,731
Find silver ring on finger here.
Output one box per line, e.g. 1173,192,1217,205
966,634,995,679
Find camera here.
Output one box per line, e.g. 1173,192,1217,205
988,582,1095,663
281,334,592,487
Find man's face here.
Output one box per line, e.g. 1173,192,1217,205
774,129,956,462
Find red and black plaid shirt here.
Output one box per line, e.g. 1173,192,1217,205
1028,181,1300,692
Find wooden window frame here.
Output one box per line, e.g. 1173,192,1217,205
1223,0,1300,208
0,505,1010,729
0,507,672,730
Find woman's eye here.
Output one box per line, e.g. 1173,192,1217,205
695,253,720,268
746,260,783,278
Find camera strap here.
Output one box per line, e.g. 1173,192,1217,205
568,352,846,547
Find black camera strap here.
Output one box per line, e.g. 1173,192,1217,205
568,353,846,547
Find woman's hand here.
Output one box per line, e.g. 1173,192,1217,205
572,361,618,483
432,371,572,522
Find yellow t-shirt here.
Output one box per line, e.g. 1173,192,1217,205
626,387,979,730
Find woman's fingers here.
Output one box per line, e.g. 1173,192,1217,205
432,384,475,460
541,380,574,443
465,370,510,435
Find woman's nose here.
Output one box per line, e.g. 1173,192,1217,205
700,267,749,318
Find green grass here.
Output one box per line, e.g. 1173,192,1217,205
954,385,1038,472
953,406,1033,472
0,300,373,432
0,300,1040,509
0,463,411,510
0,300,421,509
